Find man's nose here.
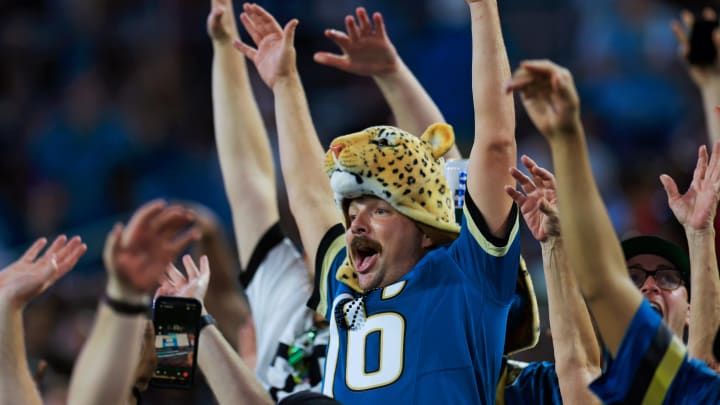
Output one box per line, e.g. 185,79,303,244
640,274,661,295
331,143,345,158
350,213,368,235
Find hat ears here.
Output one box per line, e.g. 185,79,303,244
420,123,454,160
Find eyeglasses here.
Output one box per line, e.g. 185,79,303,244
628,266,684,290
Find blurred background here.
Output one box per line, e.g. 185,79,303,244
1,0,718,402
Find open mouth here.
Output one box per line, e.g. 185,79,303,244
648,301,663,317
351,237,382,273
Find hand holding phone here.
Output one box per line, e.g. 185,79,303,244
150,296,202,389
687,15,719,66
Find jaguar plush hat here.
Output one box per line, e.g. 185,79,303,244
325,123,459,235
324,124,460,290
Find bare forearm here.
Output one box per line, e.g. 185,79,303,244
469,0,514,136
213,45,279,266
700,79,720,144
549,126,642,355
0,304,42,405
685,227,720,368
68,305,145,405
374,62,461,159
212,47,277,211
273,74,341,262
466,0,515,234
541,238,601,403
198,325,272,405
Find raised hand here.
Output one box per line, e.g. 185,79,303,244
671,8,720,87
0,235,86,308
233,3,298,89
505,60,580,139
207,0,238,43
313,7,399,77
661,141,720,230
156,255,210,304
103,200,199,294
504,155,560,242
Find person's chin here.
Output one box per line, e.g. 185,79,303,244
358,273,378,291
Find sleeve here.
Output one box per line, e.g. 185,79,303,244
589,299,688,404
500,361,562,405
447,192,521,304
239,222,285,288
307,223,347,320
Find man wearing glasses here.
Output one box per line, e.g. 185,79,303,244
623,235,690,341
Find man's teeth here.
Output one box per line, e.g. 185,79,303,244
649,303,661,313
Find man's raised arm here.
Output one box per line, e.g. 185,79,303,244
234,3,341,267
209,0,278,269
466,0,516,236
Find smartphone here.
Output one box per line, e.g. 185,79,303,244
150,296,202,389
687,17,719,66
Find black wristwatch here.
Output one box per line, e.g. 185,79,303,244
199,313,216,333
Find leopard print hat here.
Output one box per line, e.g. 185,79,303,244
324,123,461,242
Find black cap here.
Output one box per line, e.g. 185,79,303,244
621,235,690,297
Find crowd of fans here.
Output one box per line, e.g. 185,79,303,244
2,0,720,403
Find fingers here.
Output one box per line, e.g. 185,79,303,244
242,3,282,37
233,38,257,60
166,226,202,257
510,166,537,195
682,9,694,29
152,205,195,235
322,28,352,50
313,51,349,70
356,7,373,36
693,144,709,187
166,263,186,286
373,12,387,38
504,70,535,93
21,238,48,263
504,184,526,206
345,14,361,41
41,235,68,260
708,140,720,178
660,174,681,201
703,7,717,21
123,199,166,245
671,20,688,47
239,11,262,46
199,255,210,281
183,254,201,281
207,5,227,37
283,19,299,48
54,236,87,276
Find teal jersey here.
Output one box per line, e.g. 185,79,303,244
590,299,720,404
308,194,520,404
500,360,562,405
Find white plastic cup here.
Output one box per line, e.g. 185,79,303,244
444,159,468,210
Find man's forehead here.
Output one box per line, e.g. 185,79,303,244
348,196,389,209
626,253,675,269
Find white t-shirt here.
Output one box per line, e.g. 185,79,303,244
245,237,328,402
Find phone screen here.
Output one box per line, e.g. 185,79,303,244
151,296,201,389
688,18,719,66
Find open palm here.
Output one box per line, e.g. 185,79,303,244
505,155,559,242
661,143,720,230
104,201,199,292
0,235,86,307
314,8,398,76
234,3,297,89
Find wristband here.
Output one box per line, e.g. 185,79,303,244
102,294,151,315
199,313,216,333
